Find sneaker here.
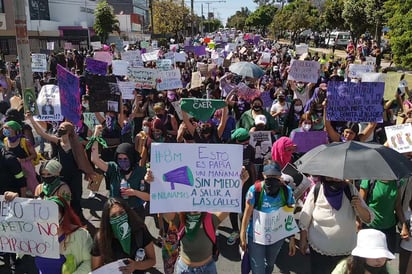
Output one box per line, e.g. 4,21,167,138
227,231,240,246
87,192,96,199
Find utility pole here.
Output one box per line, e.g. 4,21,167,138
14,0,33,97
191,0,194,37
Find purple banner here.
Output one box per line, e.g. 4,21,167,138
260,90,273,108
57,65,81,124
184,46,206,56
326,81,384,122
86,58,107,75
291,131,328,153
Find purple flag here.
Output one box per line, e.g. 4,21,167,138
86,58,107,75
57,65,81,124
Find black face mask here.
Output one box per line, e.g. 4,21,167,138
364,263,387,274
253,106,262,112
200,127,212,135
278,98,285,103
265,177,282,197
57,129,68,137
156,113,164,119
42,176,58,184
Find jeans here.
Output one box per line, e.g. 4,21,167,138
175,257,216,274
248,236,284,274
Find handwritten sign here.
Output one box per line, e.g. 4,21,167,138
117,81,136,100
157,69,182,91
93,51,113,65
112,60,129,76
249,131,272,164
57,65,81,124
31,54,47,72
86,58,107,75
348,64,374,78
127,67,158,89
287,60,320,83
190,71,202,89
295,44,309,55
150,143,243,213
156,59,173,71
326,81,384,122
384,123,412,153
121,50,143,67
35,84,63,121
252,207,299,245
141,50,159,62
0,196,59,258
291,131,328,153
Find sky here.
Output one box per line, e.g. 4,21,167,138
191,0,258,26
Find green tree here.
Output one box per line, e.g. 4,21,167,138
202,18,223,33
245,5,277,35
342,0,373,42
226,7,251,30
93,1,120,43
320,0,346,31
384,0,412,69
153,0,191,36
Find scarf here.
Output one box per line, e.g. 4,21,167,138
110,213,132,255
185,213,202,241
42,177,62,197
271,137,295,169
323,184,344,210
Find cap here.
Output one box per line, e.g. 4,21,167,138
231,128,250,142
254,114,267,126
263,162,282,176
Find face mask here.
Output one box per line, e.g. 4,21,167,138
253,105,262,112
2,128,11,137
264,177,282,197
364,262,387,274
142,126,149,134
82,103,89,109
110,213,131,255
57,129,68,137
117,158,131,172
200,127,212,135
294,105,303,112
302,123,312,131
156,113,164,119
42,176,58,185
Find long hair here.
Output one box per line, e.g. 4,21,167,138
60,121,95,177
98,198,147,264
346,256,389,274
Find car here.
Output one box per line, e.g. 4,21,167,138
327,31,351,48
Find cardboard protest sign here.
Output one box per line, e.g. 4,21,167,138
348,64,374,78
290,131,328,153
86,73,121,112
190,71,202,89
180,98,226,121
0,196,59,258
326,81,384,122
121,50,143,67
141,50,159,62
385,123,412,153
83,112,102,130
156,69,182,91
112,60,129,76
259,52,271,66
86,58,107,76
149,143,243,213
57,65,81,124
281,163,312,200
249,131,272,164
93,51,113,65
35,84,63,121
287,60,320,83
252,207,299,245
117,81,136,100
31,54,47,72
295,44,309,55
156,59,173,71
127,67,158,89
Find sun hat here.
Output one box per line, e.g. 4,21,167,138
262,162,282,176
351,229,395,259
254,114,267,126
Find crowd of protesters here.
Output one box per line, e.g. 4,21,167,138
0,28,411,274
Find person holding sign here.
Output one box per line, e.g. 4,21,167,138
91,125,149,220
240,160,296,274
91,198,156,274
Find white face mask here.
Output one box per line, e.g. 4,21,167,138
142,126,149,134
294,105,303,112
302,123,312,131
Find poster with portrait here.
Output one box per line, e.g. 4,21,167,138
34,84,63,121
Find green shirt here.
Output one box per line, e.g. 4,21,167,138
236,109,278,132
106,162,148,208
360,179,398,229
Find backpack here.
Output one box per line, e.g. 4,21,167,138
254,181,291,210
313,182,353,204
3,137,44,165
177,212,219,261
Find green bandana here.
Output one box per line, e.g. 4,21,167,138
85,136,108,150
185,213,202,241
180,98,226,122
110,213,131,255
42,177,61,196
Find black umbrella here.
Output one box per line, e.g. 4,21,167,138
294,141,412,180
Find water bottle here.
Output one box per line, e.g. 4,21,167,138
120,179,129,199
135,248,145,261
